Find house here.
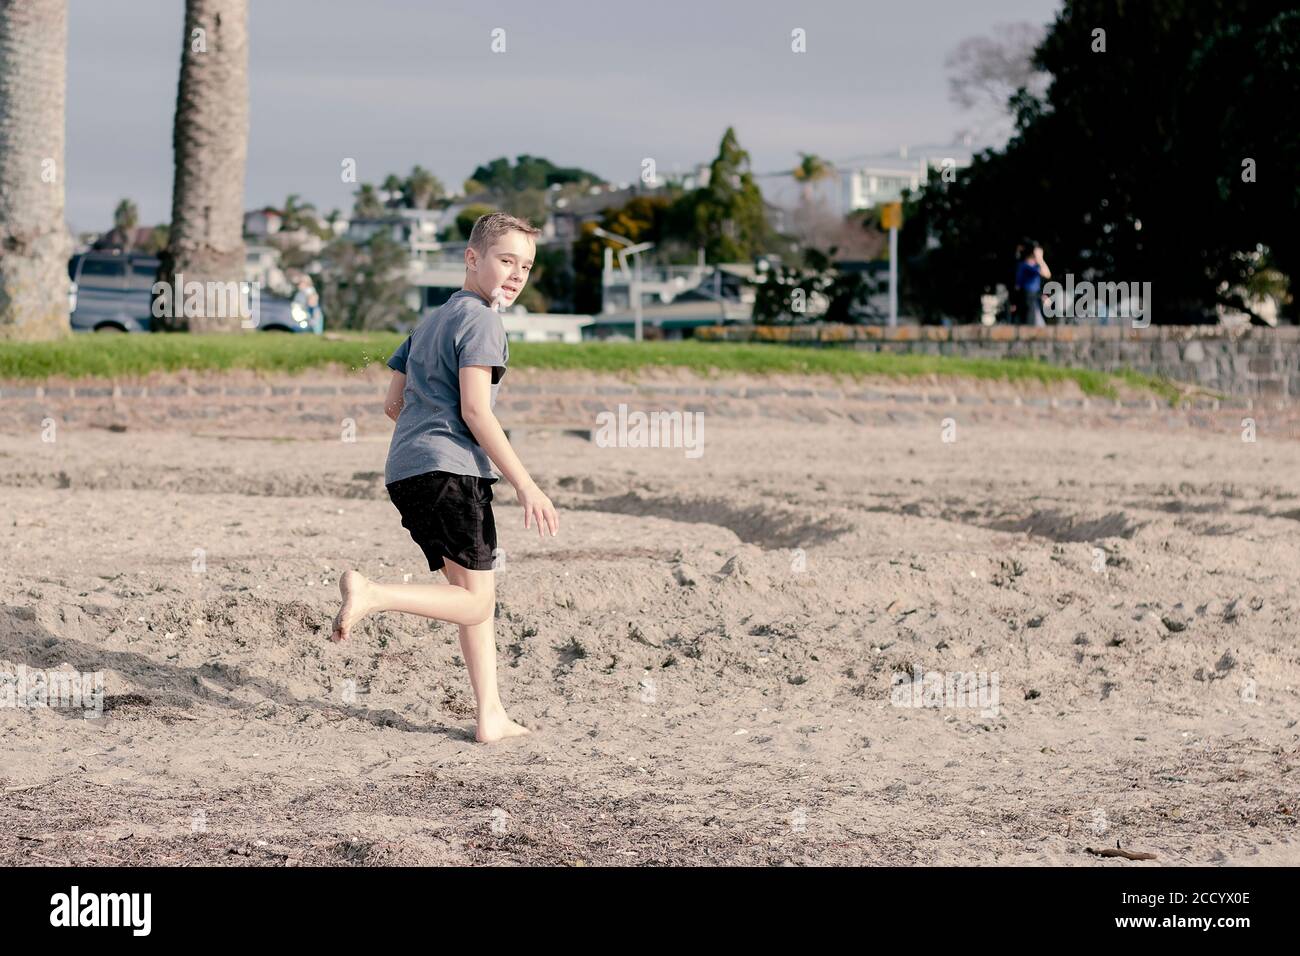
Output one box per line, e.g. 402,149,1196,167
549,183,642,242
840,149,974,211
347,208,446,255
243,207,283,238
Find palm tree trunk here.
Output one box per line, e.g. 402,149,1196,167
160,0,249,333
0,0,72,341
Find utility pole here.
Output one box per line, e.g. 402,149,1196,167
882,202,903,328
593,227,653,341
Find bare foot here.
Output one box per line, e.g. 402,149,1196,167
476,707,533,743
331,570,373,642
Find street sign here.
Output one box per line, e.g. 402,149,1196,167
882,203,903,327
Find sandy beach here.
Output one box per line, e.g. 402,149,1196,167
1,370,1297,865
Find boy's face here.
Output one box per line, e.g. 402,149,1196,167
468,230,535,304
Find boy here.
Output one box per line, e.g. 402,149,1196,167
331,212,559,744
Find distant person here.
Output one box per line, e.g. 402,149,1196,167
1015,242,1051,327
290,272,323,334
330,212,558,744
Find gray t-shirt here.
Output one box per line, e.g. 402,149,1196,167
384,289,509,484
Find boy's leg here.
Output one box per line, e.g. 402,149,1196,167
330,559,530,741
439,559,504,712
330,564,491,642
440,558,531,742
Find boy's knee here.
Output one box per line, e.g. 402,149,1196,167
469,591,495,625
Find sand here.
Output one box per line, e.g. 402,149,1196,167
1,372,1297,866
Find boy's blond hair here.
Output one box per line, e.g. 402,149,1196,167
468,212,541,254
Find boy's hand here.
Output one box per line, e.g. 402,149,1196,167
516,481,558,537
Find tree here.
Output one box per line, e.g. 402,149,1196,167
752,246,881,325
381,174,405,208
904,0,1300,324
140,225,170,256
0,0,72,341
403,165,443,210
159,0,250,333
280,193,318,233
352,183,384,219
317,233,416,331
114,198,139,235
526,243,574,314
501,188,547,225
92,197,139,251
681,127,775,263
1180,7,1299,318
455,203,497,241
469,155,603,193
791,152,835,202
945,21,1048,141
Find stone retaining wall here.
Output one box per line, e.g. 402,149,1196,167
696,324,1300,399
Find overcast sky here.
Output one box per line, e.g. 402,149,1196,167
66,0,1061,233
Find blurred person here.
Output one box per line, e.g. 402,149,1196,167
290,271,323,334
1015,241,1051,327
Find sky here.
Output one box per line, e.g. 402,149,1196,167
65,0,1062,234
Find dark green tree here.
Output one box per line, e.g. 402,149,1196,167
469,155,604,193
454,203,498,241
351,183,384,219
902,0,1299,323
679,127,775,263
752,246,880,325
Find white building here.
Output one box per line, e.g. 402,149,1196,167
500,311,592,343
761,147,975,217
843,149,974,211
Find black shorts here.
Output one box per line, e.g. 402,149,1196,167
385,470,498,572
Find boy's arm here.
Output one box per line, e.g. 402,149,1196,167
460,365,558,537
384,334,412,421
384,371,406,421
